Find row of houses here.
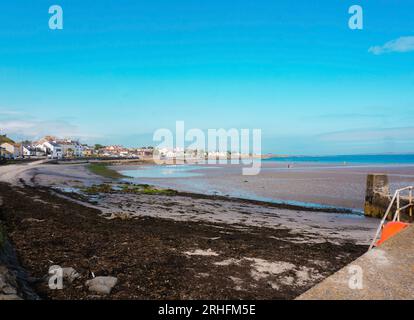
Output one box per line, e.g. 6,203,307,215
1,136,251,161
0,138,83,160
0,135,154,160
33,137,84,159
155,147,246,159
95,145,154,159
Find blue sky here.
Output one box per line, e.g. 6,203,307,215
0,0,414,154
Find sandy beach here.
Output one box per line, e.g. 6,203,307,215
114,161,414,210
0,160,381,299
1,161,379,245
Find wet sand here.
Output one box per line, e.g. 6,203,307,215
114,161,414,210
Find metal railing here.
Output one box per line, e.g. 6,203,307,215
369,186,413,250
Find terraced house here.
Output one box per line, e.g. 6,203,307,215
57,140,84,158
0,142,22,159
34,137,84,159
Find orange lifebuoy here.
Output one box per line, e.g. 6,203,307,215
376,221,409,246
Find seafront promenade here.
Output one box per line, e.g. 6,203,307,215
298,224,414,300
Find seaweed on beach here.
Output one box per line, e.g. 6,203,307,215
82,184,114,194
0,182,367,300
81,183,177,196
120,184,177,195
87,163,128,179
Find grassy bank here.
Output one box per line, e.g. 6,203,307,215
87,163,129,179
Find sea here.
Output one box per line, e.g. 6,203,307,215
264,154,414,165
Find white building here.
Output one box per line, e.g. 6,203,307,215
156,147,185,159
22,146,46,158
35,137,84,159
36,141,63,159
58,140,84,158
22,146,33,157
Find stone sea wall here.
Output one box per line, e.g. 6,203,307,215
364,174,413,222
364,174,391,219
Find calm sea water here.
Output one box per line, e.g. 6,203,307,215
265,154,414,165
116,154,414,212
121,154,414,179
120,165,210,178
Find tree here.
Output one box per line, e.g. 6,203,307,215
0,135,14,144
94,144,105,150
20,140,32,146
66,148,74,158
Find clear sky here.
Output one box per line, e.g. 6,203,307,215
0,0,413,154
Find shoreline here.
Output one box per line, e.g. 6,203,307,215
50,181,362,216
1,161,379,243
113,161,414,210
1,159,364,214
0,160,379,299
167,190,362,215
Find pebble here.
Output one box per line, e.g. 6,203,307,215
62,267,80,283
22,218,45,223
107,212,134,220
0,265,21,300
85,276,118,295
